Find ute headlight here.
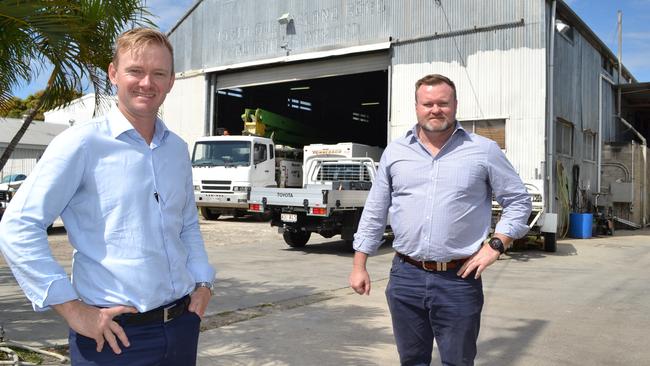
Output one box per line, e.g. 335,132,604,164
233,186,250,192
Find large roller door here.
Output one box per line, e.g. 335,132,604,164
215,52,390,90
209,50,391,148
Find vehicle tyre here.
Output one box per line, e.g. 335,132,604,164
200,207,220,220
543,232,557,252
283,231,311,247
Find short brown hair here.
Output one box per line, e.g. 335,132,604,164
415,74,457,102
113,28,174,72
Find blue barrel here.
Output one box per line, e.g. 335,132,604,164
569,213,593,239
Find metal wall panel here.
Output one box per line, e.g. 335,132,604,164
169,0,392,73
159,75,208,153
388,0,547,181
0,148,44,177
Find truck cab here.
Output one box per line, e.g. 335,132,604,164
192,135,301,220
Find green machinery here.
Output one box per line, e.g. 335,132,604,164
241,108,319,147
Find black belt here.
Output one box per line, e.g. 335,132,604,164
117,295,191,326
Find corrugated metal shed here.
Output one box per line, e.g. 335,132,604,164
0,119,67,147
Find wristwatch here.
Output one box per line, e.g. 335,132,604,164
195,281,214,295
488,237,505,254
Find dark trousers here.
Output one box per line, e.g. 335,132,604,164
385,255,484,366
69,307,201,365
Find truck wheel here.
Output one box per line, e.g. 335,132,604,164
200,207,220,220
283,231,311,248
543,232,557,252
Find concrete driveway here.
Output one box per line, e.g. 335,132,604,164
1,217,648,365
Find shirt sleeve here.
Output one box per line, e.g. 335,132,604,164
178,149,216,283
0,130,85,310
487,141,532,239
353,149,392,255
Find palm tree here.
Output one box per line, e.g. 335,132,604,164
0,0,154,172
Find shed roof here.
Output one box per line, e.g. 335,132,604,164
0,118,68,147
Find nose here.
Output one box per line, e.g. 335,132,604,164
139,74,152,87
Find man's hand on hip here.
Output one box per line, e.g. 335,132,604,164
53,300,137,354
456,243,501,279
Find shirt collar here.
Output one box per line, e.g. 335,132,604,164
406,121,466,144
108,106,169,145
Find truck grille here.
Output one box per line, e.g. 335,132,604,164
201,180,231,192
0,191,6,201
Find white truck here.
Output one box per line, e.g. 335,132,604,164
248,143,384,247
192,135,302,220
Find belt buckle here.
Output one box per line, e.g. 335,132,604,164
421,261,437,271
163,303,177,323
422,262,446,271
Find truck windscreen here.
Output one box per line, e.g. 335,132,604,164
192,141,251,167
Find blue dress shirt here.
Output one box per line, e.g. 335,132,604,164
354,123,532,261
0,107,215,312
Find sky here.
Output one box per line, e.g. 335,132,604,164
11,0,650,99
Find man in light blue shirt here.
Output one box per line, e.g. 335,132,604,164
349,74,531,365
0,28,215,366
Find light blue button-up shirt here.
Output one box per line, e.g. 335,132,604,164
0,107,215,312
354,123,532,261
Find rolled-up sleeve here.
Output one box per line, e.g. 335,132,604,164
487,142,532,239
0,131,84,310
353,151,392,255
179,150,216,283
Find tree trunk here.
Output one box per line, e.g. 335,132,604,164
0,97,44,173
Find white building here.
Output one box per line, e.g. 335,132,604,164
44,93,115,126
0,118,68,179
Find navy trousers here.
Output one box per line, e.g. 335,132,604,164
385,255,484,366
69,307,201,365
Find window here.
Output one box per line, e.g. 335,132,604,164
287,98,312,111
217,88,243,98
269,144,275,159
556,119,574,157
583,130,597,162
352,112,370,123
459,119,506,149
253,143,267,164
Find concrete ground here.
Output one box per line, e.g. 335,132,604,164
1,217,649,365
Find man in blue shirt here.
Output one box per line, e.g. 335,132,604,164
0,28,215,365
349,74,532,365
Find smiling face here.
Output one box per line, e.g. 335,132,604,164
415,82,458,134
108,43,174,126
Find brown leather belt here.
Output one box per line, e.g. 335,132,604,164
396,252,468,272
116,295,190,326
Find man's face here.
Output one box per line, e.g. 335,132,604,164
108,43,174,123
415,83,457,133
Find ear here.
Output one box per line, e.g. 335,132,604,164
168,72,175,91
108,62,118,86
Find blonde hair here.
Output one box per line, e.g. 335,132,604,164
113,28,174,72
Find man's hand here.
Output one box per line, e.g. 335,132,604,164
457,234,512,279
349,251,371,295
188,287,211,318
53,300,137,354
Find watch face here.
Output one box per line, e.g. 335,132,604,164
489,238,505,253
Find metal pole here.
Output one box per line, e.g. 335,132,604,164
617,10,622,116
